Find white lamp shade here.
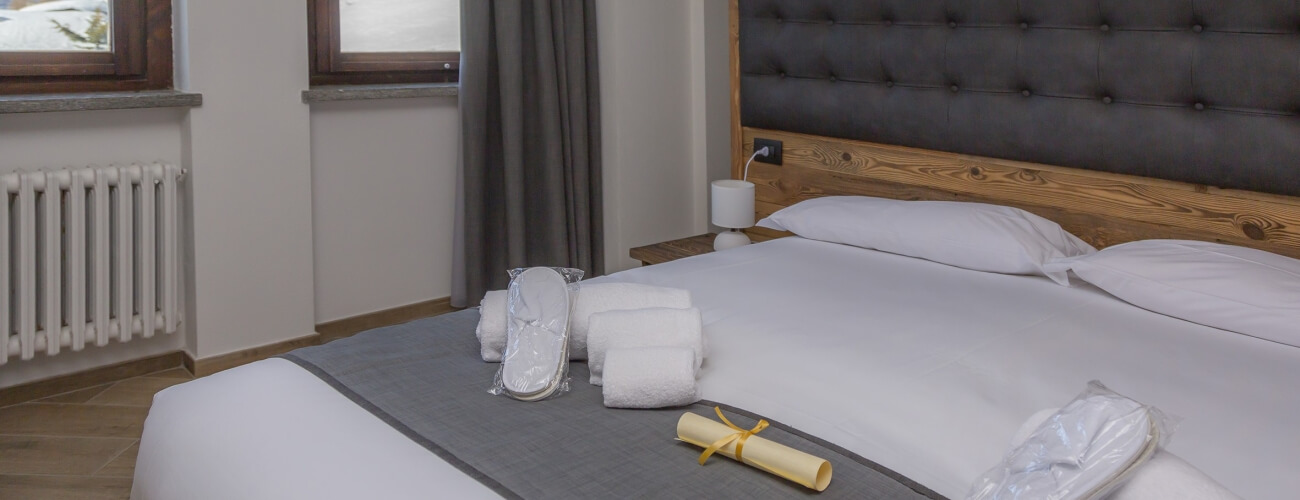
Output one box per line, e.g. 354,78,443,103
711,180,755,229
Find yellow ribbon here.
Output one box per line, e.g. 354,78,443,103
697,406,770,465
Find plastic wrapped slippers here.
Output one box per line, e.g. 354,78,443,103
966,381,1172,500
490,267,583,401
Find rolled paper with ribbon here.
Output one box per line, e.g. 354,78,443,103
677,408,833,491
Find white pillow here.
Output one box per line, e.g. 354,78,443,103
756,196,1096,284
1053,239,1300,347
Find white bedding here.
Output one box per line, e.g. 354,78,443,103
134,237,1300,499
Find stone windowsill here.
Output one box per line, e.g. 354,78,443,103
302,83,459,103
0,90,203,114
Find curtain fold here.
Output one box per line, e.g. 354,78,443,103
452,0,603,308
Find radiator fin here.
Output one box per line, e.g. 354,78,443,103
1,164,184,364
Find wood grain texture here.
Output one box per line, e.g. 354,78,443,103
0,403,148,439
316,297,458,344
0,352,184,407
0,435,136,476
0,367,192,498
629,234,717,266
186,334,320,378
307,0,458,86
36,384,112,404
83,376,187,407
729,0,743,180
181,351,195,377
144,367,191,379
0,474,133,500
182,297,460,377
95,442,139,478
0,0,172,94
740,127,1300,258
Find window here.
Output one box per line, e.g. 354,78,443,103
308,0,460,86
0,0,172,94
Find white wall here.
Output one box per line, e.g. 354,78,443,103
598,0,703,273
310,97,459,323
3,0,320,385
692,0,736,234
0,108,184,167
311,1,732,320
1,0,733,386
178,0,317,358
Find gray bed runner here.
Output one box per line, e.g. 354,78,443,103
281,309,945,500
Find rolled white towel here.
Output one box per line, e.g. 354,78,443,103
602,347,700,409
586,307,703,386
475,282,692,362
569,283,692,360
1010,409,1241,500
475,290,508,362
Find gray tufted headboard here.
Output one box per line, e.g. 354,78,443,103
737,0,1300,196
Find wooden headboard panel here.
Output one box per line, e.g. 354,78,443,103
729,1,1300,260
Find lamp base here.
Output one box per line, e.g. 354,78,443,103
714,229,751,251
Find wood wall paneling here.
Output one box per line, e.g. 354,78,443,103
738,127,1300,258
728,0,743,181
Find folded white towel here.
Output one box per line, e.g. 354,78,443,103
475,290,508,362
586,307,703,386
476,283,693,362
569,283,693,360
601,347,700,409
1011,409,1241,500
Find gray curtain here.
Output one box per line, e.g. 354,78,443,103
452,0,604,308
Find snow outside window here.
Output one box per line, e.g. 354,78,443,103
339,0,460,53
0,0,112,52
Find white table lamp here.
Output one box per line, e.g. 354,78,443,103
711,179,755,251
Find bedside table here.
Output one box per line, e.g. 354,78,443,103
629,234,717,266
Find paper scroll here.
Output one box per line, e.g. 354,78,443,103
677,410,833,491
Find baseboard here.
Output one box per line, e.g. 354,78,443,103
2,298,460,405
184,333,321,378
0,351,186,408
315,297,458,343
183,297,457,377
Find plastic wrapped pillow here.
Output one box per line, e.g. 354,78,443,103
1010,410,1239,500
489,267,584,401
966,381,1173,500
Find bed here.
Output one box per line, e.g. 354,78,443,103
135,236,1300,499
136,0,1300,498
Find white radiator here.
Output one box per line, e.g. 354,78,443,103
2,164,183,365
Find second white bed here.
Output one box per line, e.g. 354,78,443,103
135,237,1300,499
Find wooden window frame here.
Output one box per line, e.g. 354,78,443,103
0,0,173,94
308,0,459,86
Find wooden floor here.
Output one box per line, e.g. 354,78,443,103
0,367,193,500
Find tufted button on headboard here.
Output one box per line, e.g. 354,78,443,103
738,0,1300,196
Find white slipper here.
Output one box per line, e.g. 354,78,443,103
968,385,1160,500
500,267,572,401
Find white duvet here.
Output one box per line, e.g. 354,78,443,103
134,237,1300,499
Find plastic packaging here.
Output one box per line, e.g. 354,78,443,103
489,267,584,401
966,381,1175,500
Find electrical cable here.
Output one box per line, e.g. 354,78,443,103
742,146,770,181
